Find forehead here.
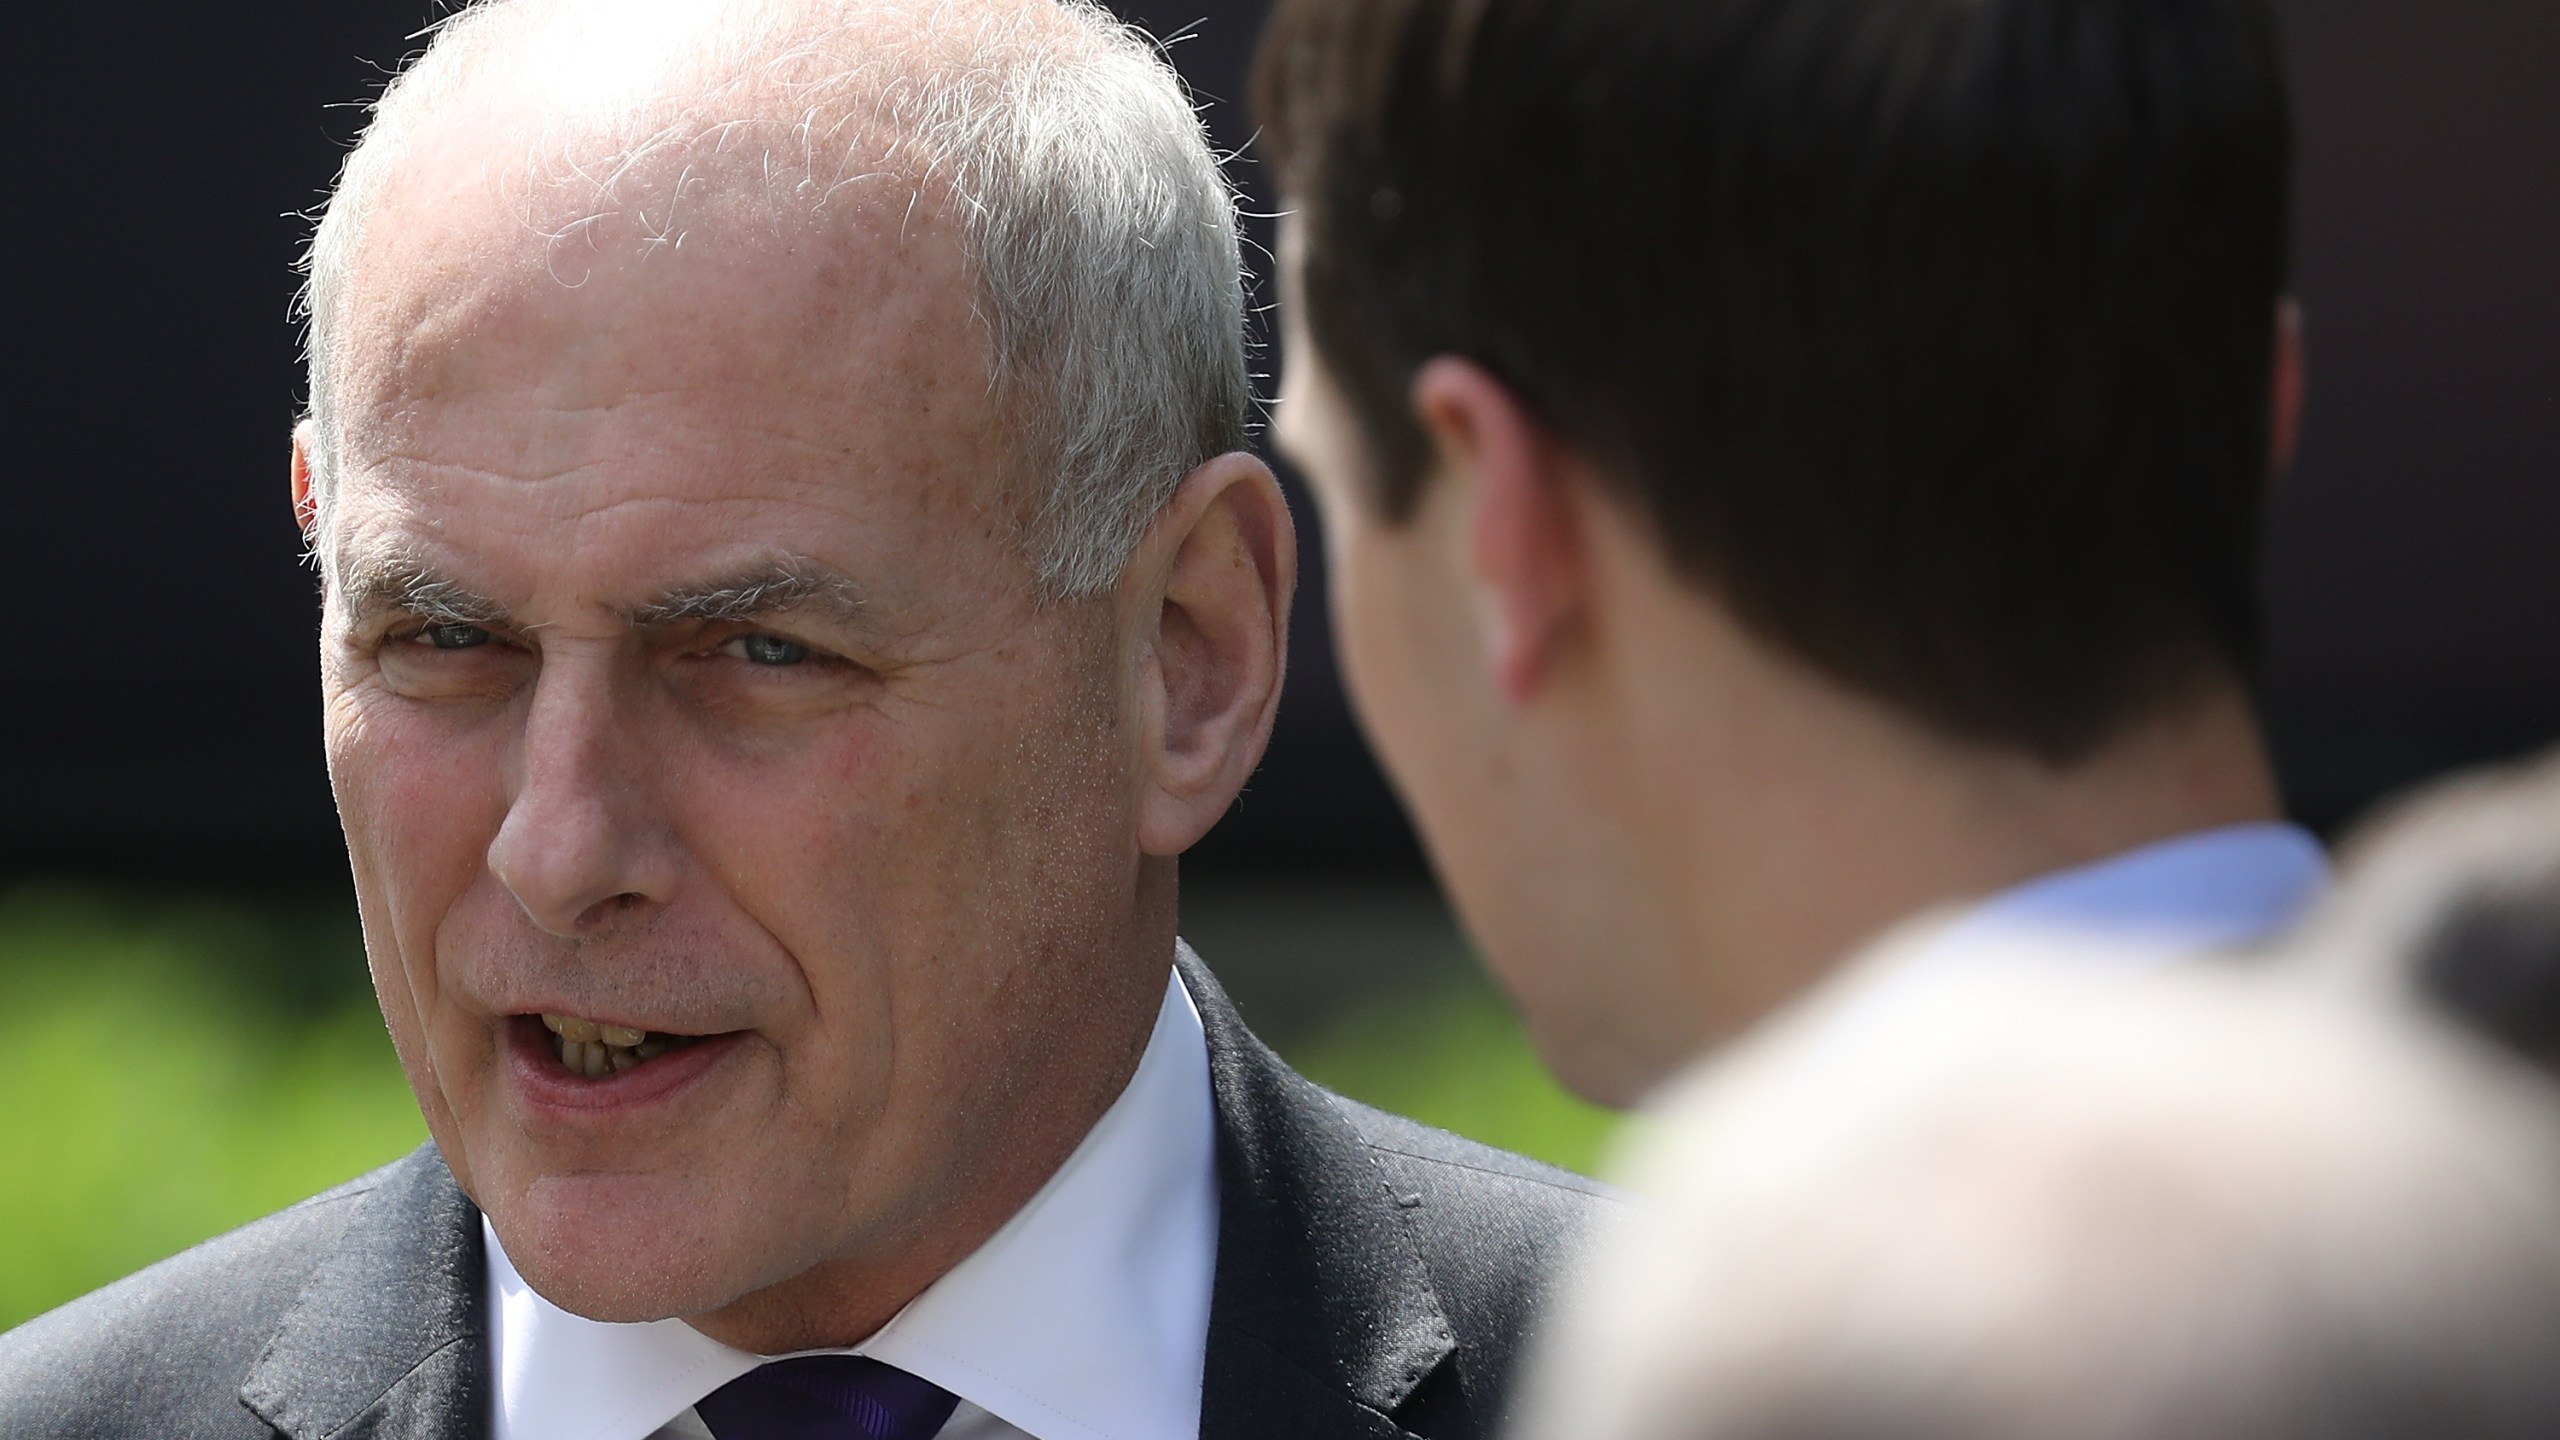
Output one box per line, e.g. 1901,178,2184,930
328,131,1017,607
346,113,979,421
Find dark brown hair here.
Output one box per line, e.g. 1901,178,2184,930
1254,0,2294,761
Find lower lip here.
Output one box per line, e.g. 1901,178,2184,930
504,1017,748,1115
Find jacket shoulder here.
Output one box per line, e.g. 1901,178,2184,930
1334,1096,1623,1429
1341,1097,1616,1205
1337,1093,1620,1298
0,1166,392,1439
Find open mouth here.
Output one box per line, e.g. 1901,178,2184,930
538,1013,707,1079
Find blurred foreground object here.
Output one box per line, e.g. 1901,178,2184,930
2294,746,2560,1072
1521,946,2560,1440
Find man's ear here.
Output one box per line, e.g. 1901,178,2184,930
290,420,321,544
2271,297,2305,481
1130,451,1297,857
1410,357,1588,705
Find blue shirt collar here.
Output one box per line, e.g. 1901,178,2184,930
1930,821,2331,960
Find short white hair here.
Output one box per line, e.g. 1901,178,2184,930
299,0,1249,599
1524,950,2560,1440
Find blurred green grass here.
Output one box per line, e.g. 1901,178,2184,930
0,883,1614,1332
0,886,425,1331
1287,978,1624,1177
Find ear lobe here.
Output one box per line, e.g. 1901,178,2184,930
1131,452,1298,857
1410,357,1587,705
290,421,321,543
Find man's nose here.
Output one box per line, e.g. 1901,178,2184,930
486,659,681,937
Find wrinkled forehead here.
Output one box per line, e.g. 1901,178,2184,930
343,102,967,397
321,113,1015,601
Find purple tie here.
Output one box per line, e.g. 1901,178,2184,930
696,1355,960,1440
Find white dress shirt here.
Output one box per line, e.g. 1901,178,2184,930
484,962,1219,1440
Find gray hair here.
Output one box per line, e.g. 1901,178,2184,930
1523,951,2560,1440
299,0,1250,599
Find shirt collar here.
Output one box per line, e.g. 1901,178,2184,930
1712,823,2333,1090
486,962,1219,1440
1924,820,2331,960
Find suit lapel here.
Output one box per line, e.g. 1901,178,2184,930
232,962,1448,1440
241,1144,490,1440
1181,950,1458,1440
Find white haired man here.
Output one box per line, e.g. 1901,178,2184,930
0,3,1604,1438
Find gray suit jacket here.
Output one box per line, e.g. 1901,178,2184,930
0,955,1610,1439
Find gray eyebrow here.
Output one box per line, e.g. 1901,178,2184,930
629,559,869,629
330,549,867,632
336,550,508,626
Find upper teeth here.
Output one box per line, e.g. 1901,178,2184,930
540,1014,648,1048
540,1014,668,1078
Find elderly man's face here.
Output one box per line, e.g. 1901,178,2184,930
313,170,1166,1336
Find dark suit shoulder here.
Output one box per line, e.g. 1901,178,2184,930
1336,1096,1615,1204
1333,1095,1622,1421
0,1164,392,1438
1184,947,1623,1439
1336,1091,1618,1271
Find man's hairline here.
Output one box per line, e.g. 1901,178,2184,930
301,0,1252,612
308,129,1111,618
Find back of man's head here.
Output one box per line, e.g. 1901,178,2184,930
1520,955,2560,1440
1254,0,2294,761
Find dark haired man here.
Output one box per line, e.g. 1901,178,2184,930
1254,0,2327,1103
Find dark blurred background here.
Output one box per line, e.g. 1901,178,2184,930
2,0,2554,887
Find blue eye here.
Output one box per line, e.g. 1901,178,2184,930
424,623,492,650
733,634,811,667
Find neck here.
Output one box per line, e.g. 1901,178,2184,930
1576,576,2280,1076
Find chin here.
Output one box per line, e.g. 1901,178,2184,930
494,1169,782,1324
1499,971,1661,1111
1536,1029,1654,1111
1463,894,1682,1109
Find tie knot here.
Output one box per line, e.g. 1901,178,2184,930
697,1355,960,1440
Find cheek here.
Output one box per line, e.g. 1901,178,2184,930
328,694,511,917
1330,526,1467,781
325,694,512,1076
1327,525,1527,913
672,680,1136,1153
1324,521,1404,722
672,714,981,1026
682,719,894,894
